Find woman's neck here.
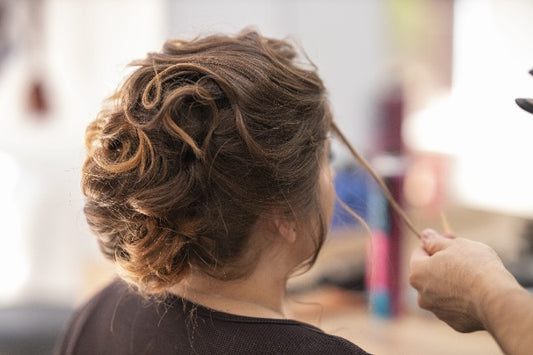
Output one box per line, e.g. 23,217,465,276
168,235,298,319
169,268,289,318
167,223,306,319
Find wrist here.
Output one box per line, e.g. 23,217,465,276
475,267,523,331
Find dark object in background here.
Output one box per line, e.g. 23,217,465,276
508,70,533,288
505,220,533,289
27,79,50,116
0,304,73,355
377,84,404,153
0,0,14,70
516,98,533,114
515,68,533,114
23,0,52,119
521,220,533,255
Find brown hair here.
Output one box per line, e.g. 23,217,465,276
81,29,332,294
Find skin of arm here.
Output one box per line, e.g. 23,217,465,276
409,229,533,355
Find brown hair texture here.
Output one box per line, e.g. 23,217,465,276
81,29,332,294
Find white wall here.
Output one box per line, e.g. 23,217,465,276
167,0,389,162
0,0,166,305
404,0,533,217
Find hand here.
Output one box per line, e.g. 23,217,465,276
409,229,512,333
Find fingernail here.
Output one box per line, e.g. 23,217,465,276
421,229,437,241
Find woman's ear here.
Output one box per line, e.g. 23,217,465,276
273,219,297,244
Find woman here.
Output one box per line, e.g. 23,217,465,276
57,29,369,354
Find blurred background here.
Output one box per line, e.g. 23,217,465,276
1,0,532,354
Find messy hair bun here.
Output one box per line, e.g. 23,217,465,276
81,29,331,294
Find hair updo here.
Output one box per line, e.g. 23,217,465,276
81,29,332,294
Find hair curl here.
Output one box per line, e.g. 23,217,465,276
81,29,332,294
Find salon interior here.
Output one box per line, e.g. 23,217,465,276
1,0,532,354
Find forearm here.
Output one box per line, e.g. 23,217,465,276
478,275,533,355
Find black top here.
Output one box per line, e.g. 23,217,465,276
56,279,369,355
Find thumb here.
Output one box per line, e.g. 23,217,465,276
421,229,454,256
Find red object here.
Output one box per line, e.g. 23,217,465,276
378,85,404,153
387,175,404,316
28,79,50,117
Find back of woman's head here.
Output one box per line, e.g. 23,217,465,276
82,29,332,294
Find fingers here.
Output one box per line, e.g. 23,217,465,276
409,229,458,291
416,294,429,310
442,232,456,240
409,246,429,263
409,246,430,274
409,247,429,289
421,229,455,256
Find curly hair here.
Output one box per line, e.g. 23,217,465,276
81,29,332,294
